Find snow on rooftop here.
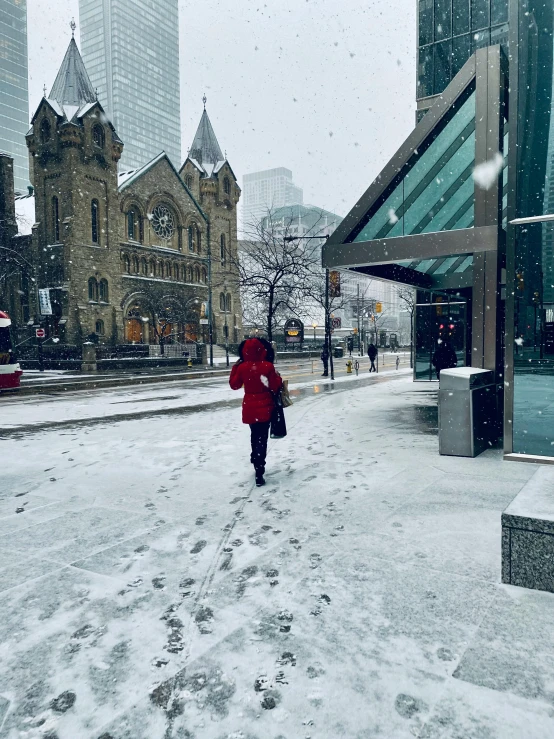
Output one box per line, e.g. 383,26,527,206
118,169,138,186
14,194,35,236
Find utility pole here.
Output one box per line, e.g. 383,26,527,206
357,283,361,355
223,280,230,368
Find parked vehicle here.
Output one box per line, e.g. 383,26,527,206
0,312,23,390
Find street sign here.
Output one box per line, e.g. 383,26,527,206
199,319,209,325
35,328,46,339
284,318,304,344
38,289,53,316
331,317,342,330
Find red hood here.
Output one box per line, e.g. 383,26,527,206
243,338,267,362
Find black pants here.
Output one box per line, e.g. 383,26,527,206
322,359,329,375
369,358,376,372
250,421,270,472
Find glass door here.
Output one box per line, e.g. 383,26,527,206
415,299,467,381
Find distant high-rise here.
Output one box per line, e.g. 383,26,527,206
0,0,29,193
78,0,181,171
242,167,303,228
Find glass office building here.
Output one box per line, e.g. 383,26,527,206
418,0,509,105
506,0,554,461
78,0,181,171
0,0,29,193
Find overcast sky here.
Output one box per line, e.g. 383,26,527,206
28,0,416,217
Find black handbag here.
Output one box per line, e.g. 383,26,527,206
270,392,287,439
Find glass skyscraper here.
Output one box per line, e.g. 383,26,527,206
0,0,29,193
417,0,509,105
78,0,181,171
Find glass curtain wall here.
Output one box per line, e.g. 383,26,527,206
509,0,554,457
418,0,508,100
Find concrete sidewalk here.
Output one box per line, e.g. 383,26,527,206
0,374,552,738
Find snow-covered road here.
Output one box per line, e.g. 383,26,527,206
0,373,552,738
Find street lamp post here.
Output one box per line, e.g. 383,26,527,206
312,323,317,343
223,282,230,368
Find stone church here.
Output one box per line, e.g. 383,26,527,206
0,36,242,352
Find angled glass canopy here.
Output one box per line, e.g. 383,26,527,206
323,46,507,293
353,88,476,243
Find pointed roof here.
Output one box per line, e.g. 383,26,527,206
189,109,224,169
49,38,96,107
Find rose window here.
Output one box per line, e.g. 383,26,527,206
151,205,175,240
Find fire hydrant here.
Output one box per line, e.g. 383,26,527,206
346,359,353,374
188,357,193,368
354,360,360,376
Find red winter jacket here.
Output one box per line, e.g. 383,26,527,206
229,338,283,424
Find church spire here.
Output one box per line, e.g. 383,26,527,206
49,36,96,107
189,104,224,168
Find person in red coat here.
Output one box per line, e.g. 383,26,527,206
229,337,283,486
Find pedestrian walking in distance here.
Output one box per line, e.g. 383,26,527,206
320,344,329,376
367,342,378,373
230,338,283,487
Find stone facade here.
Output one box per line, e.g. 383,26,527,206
0,38,242,351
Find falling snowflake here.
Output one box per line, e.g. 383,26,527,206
472,153,504,190
387,208,399,225
260,376,269,387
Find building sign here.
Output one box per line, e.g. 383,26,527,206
329,271,341,298
284,318,304,344
38,289,53,316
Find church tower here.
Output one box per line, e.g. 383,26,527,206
180,100,242,344
26,26,124,345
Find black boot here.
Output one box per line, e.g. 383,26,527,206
255,468,265,487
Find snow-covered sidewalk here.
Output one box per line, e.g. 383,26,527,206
0,374,552,738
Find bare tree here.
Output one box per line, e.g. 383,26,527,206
395,285,416,367
227,209,325,343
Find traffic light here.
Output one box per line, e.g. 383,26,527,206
517,273,525,292
375,302,382,313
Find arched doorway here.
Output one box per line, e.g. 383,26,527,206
125,303,152,344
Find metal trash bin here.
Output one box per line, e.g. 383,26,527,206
334,346,344,359
439,367,496,457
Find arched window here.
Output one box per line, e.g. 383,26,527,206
141,258,148,275
188,225,195,252
99,279,109,302
159,261,164,279
132,256,139,274
41,118,51,144
123,254,130,273
196,227,202,254
180,265,186,282
88,277,98,302
226,293,232,312
188,265,193,282
149,259,156,277
194,266,200,283
223,177,231,195
166,262,172,279
201,267,207,283
92,124,104,149
91,199,100,244
95,319,105,336
185,174,193,189
220,234,226,265
127,208,143,242
220,293,225,311
52,196,60,243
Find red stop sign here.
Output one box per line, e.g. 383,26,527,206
35,328,46,338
